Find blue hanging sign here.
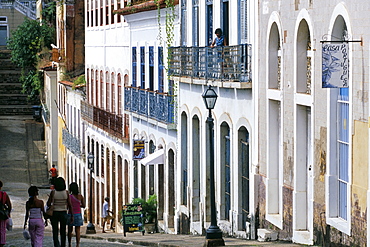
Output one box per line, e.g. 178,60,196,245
322,43,349,88
133,140,145,160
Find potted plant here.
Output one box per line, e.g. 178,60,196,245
131,194,157,233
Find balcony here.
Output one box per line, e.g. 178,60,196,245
168,44,252,88
62,128,81,157
124,86,176,126
81,101,129,143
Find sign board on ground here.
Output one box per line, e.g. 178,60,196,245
122,204,144,236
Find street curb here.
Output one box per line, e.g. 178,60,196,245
81,234,180,247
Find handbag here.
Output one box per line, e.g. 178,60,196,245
6,218,13,231
23,229,31,240
44,191,55,218
0,191,9,220
45,204,54,217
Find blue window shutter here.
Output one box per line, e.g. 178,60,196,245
158,47,164,93
132,47,137,87
141,46,145,88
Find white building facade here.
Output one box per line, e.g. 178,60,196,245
258,1,370,246
170,0,259,239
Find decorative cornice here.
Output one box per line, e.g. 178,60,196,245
114,0,178,16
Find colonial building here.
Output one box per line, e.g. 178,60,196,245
257,1,369,246
169,0,258,239
83,0,179,233
45,0,370,245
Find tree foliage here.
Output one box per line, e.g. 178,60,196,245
7,19,55,101
7,19,55,69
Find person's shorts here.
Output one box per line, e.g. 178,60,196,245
67,213,83,227
102,215,114,222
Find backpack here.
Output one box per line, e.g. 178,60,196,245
0,191,9,220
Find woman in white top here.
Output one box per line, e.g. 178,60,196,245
47,177,73,247
24,186,47,247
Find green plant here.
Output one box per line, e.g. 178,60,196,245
131,194,157,224
73,75,86,89
7,19,55,101
7,19,55,69
20,70,43,102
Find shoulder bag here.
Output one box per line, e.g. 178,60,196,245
44,191,55,218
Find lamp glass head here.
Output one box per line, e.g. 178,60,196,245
202,86,218,110
87,152,94,168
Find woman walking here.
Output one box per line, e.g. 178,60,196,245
47,177,73,247
24,186,47,247
0,180,11,247
67,182,85,247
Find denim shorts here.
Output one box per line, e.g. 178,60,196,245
67,213,83,227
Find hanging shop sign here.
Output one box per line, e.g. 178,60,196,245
133,140,145,160
322,42,349,88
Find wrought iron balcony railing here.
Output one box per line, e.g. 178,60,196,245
124,86,176,125
81,101,129,142
168,44,252,83
62,128,81,157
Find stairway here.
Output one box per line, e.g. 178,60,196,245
0,49,34,115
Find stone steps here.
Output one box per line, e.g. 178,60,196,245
0,49,33,116
0,105,34,115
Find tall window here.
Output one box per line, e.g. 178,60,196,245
149,46,154,91
100,71,104,108
117,74,122,115
106,71,110,111
338,88,349,220
101,144,105,177
132,47,137,87
181,0,187,46
181,112,188,205
192,0,199,46
206,0,213,46
87,1,90,27
140,46,145,88
87,69,91,103
95,70,99,106
222,0,229,44
238,0,247,44
158,47,164,92
111,72,115,113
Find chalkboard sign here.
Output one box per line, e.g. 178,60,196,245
122,204,144,236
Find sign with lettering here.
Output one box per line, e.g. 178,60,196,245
133,140,145,160
322,43,349,88
122,204,144,236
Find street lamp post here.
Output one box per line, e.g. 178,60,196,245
86,152,96,234
202,85,225,246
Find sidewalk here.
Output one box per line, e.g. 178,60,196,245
80,225,306,247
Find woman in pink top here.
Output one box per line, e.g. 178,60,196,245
67,182,85,247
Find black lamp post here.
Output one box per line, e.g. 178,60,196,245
202,85,225,246
86,152,96,234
